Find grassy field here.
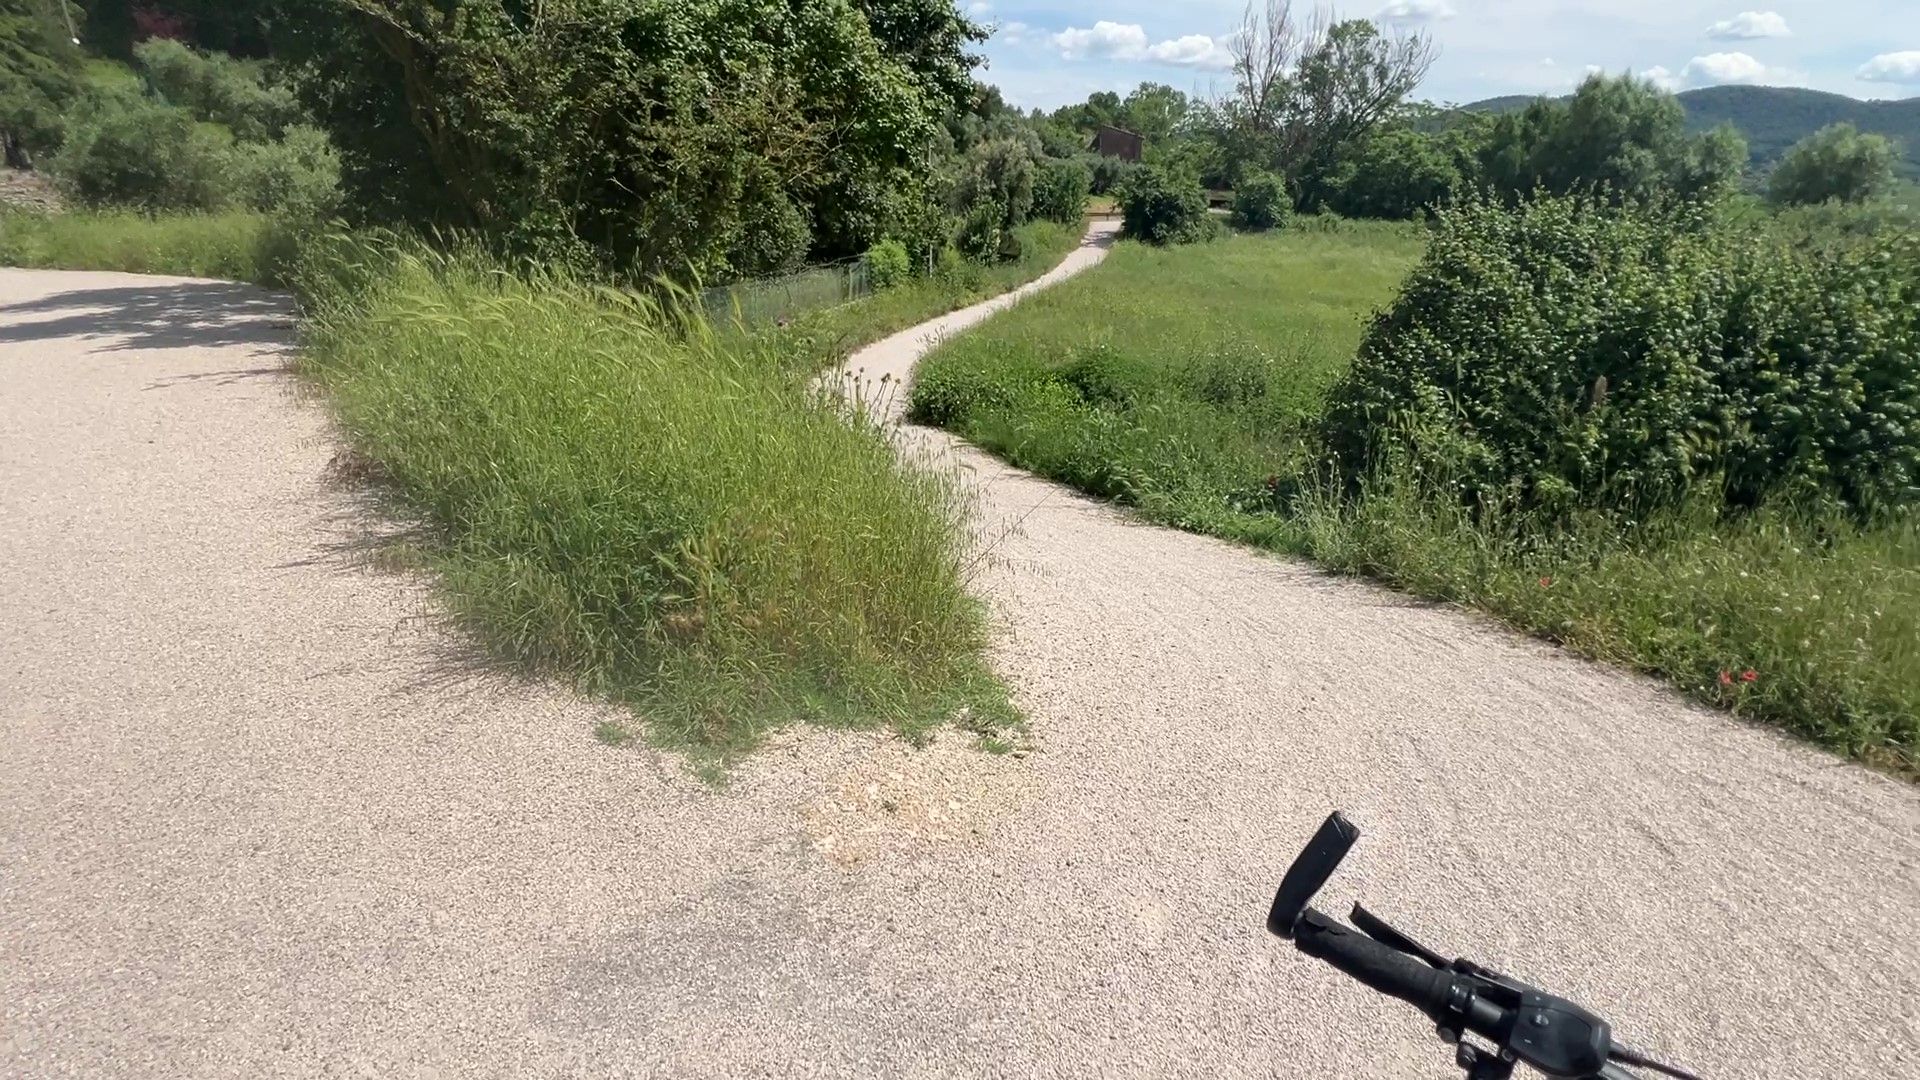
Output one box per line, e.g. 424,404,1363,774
295,242,1019,761
911,223,1918,773
0,209,299,284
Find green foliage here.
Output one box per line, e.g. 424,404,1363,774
1229,170,1290,231
294,239,1015,755
1032,156,1091,224
1322,123,1464,219
949,136,1039,263
1674,84,1920,182
904,222,1917,772
866,236,911,289
1324,192,1920,520
50,89,234,211
1767,123,1900,206
0,0,85,166
132,37,302,142
271,0,980,281
0,208,300,284
227,123,343,219
1477,74,1746,205
1118,164,1209,245
1084,153,1136,196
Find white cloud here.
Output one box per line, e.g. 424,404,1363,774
1643,65,1685,91
1051,22,1236,71
1857,51,1920,83
1642,51,1808,90
996,21,1031,45
1705,11,1791,40
1378,0,1456,24
966,0,992,16
1143,34,1237,71
1052,22,1150,61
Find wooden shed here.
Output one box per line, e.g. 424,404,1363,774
1088,124,1144,163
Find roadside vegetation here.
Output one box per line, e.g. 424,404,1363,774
5,0,1915,770
915,199,1918,774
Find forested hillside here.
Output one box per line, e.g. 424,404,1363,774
1466,85,1920,178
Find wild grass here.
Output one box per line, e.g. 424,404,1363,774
910,223,1917,773
295,240,1016,759
778,220,1082,364
0,208,300,285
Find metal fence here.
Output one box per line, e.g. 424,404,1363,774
700,256,871,329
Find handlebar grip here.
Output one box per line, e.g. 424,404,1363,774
1294,909,1457,1020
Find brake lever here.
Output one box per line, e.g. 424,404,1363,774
1350,902,1452,970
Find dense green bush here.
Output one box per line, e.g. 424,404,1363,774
1032,156,1091,224
1324,125,1467,220
1118,164,1209,245
1229,171,1290,231
133,38,303,142
866,237,912,289
227,124,343,219
51,91,234,211
1086,153,1136,196
1767,123,1899,207
1324,192,1920,519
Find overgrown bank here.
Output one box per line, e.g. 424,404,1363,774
910,207,1918,774
293,239,1022,758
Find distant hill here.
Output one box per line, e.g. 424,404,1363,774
1460,85,1920,179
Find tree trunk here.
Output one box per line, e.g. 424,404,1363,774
3,130,34,171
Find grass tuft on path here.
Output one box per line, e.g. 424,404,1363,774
296,240,1017,759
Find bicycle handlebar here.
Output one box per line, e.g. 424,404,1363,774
1266,812,1702,1080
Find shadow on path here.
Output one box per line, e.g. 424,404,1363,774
0,281,295,352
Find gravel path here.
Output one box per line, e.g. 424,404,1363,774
3,242,1916,1080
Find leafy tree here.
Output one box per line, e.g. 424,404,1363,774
1120,82,1189,143
1221,1,1437,203
1323,122,1463,219
1229,170,1289,230
1478,74,1746,204
1031,156,1090,224
265,0,976,280
1,0,84,168
1118,164,1208,245
1767,123,1899,206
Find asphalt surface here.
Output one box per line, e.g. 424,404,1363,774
2,239,1916,1079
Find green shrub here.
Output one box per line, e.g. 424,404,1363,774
1032,157,1092,224
1324,192,1920,519
1085,153,1137,196
228,124,344,219
1118,164,1209,245
1230,171,1291,231
50,92,235,212
133,38,303,142
1767,123,1899,207
866,237,912,289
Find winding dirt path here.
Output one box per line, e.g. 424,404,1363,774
3,237,1916,1079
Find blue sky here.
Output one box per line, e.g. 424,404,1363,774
966,2,1920,109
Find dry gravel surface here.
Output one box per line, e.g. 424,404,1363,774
3,238,1917,1080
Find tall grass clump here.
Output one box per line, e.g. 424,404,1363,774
293,239,1013,755
0,208,300,284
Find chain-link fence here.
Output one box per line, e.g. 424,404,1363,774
700,256,871,329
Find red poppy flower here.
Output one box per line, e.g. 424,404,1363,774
1741,670,1757,682
1718,671,1733,686
1539,577,1552,588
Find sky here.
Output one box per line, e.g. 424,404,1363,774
965,1,1920,110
